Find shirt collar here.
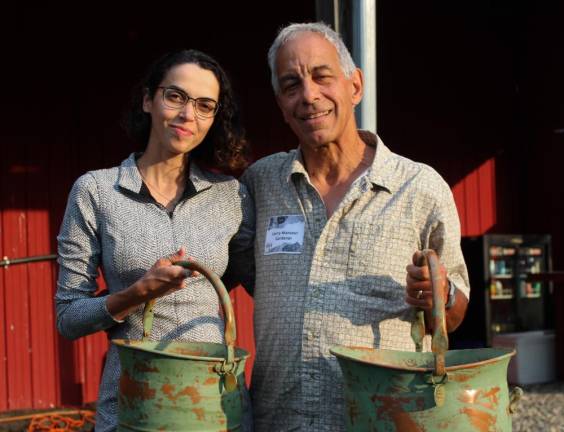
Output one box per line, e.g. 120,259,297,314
360,131,395,194
283,131,396,194
117,152,211,197
117,153,143,194
285,148,309,183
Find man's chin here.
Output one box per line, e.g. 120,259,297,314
299,130,333,148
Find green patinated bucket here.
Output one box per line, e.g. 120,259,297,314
330,249,522,432
113,260,249,431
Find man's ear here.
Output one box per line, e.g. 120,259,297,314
351,68,364,106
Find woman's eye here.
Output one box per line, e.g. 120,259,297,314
197,102,214,114
168,92,183,101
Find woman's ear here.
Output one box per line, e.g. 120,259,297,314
142,88,152,114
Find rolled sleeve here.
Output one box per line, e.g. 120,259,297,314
428,181,470,300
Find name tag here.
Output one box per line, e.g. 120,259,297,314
264,215,305,255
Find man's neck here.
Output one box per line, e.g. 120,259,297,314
301,131,375,217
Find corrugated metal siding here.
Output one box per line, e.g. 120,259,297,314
0,210,6,412
452,158,497,237
77,334,108,404
230,286,256,387
27,215,58,409
1,211,60,410
2,205,33,410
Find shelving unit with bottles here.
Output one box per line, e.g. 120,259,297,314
452,234,553,348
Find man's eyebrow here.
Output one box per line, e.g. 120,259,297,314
278,64,334,85
311,65,333,74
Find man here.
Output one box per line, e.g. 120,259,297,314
241,22,470,430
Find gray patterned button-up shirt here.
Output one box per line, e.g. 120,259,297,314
55,153,254,432
241,132,469,431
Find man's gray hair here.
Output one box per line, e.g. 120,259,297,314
267,22,357,94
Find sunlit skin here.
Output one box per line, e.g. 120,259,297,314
274,32,467,332
137,63,219,211
275,32,371,217
275,32,361,151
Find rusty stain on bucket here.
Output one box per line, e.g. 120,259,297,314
119,370,156,402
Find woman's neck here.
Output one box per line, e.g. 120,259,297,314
136,151,188,211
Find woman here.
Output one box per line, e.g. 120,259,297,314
55,49,254,431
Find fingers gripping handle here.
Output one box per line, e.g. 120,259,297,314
414,249,448,377
141,260,237,366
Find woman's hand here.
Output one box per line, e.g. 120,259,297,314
106,247,196,321
137,248,195,301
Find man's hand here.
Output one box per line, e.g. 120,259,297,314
405,250,468,332
405,250,448,311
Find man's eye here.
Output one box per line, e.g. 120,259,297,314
282,81,299,92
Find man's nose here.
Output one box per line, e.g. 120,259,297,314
301,80,321,104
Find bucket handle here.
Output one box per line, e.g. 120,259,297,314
141,260,237,368
410,249,448,378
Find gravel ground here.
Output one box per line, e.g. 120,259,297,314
511,381,564,431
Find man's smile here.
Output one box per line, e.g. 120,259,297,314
299,109,333,121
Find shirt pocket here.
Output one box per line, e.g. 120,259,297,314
346,219,417,299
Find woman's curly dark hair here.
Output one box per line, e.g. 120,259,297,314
125,49,249,173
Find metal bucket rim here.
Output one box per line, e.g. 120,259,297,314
113,338,250,362
330,346,516,372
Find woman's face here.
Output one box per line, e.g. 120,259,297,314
143,62,220,157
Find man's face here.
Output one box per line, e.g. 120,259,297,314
275,32,363,150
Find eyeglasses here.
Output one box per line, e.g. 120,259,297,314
157,86,220,118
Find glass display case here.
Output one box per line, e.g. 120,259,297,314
451,234,553,348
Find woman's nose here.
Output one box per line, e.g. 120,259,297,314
179,100,197,120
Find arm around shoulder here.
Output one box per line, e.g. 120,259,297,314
222,181,255,295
